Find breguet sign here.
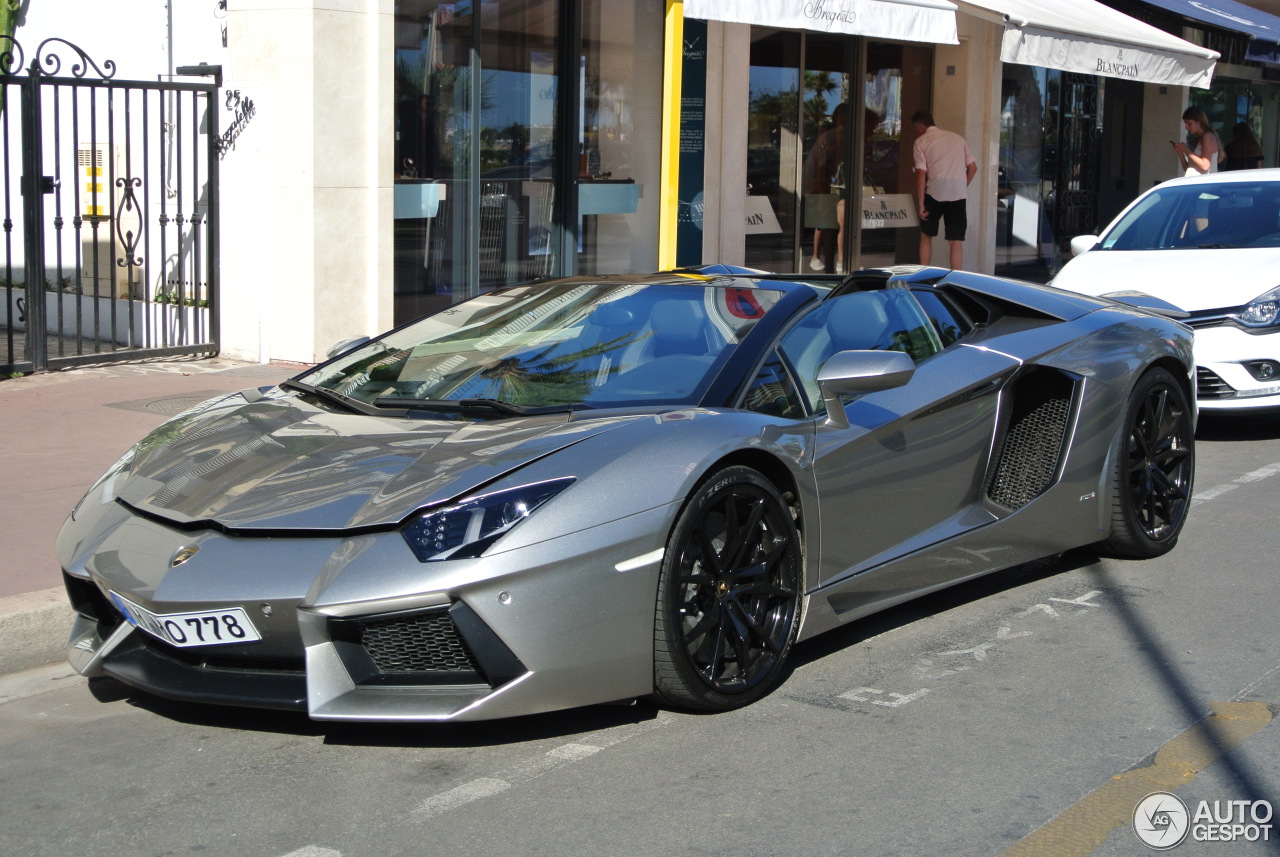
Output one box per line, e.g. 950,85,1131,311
804,1,863,31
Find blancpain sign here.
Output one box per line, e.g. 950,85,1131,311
683,0,959,45
1096,48,1140,80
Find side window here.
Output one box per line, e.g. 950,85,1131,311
775,290,942,414
911,289,973,348
742,349,807,418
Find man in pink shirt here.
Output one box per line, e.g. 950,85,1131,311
912,110,976,270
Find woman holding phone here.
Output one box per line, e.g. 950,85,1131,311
1172,107,1220,175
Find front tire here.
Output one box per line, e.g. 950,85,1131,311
1098,367,1194,558
653,466,802,711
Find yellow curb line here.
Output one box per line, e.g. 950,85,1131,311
998,701,1274,857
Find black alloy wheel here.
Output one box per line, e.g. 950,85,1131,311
653,465,801,710
1100,367,1194,558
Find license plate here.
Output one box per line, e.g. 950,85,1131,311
110,591,262,648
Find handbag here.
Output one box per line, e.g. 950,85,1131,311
804,193,839,229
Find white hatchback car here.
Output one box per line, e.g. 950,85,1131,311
1055,169,1280,412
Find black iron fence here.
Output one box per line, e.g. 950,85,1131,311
1,37,219,373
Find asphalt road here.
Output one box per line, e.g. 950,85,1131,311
3,412,1280,857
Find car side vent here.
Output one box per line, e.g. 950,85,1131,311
985,368,1077,510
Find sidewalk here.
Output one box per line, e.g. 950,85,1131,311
0,356,307,675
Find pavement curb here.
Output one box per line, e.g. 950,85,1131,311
0,586,72,676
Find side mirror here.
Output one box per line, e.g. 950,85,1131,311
1069,234,1099,257
817,350,915,429
325,336,371,360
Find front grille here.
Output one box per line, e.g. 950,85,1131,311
354,610,480,674
1184,315,1230,330
985,369,1075,510
330,603,526,688
1197,367,1236,399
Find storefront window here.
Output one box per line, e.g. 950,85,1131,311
394,1,476,323
579,1,663,275
858,42,931,268
745,30,802,273
393,0,662,327
997,66,1053,280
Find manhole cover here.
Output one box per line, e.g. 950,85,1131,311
105,390,230,416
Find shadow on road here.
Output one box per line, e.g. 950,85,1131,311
1196,411,1280,443
94,676,665,748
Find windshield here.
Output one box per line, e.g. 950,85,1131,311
1101,181,1280,251
297,281,784,410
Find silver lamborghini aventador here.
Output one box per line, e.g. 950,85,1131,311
57,265,1196,721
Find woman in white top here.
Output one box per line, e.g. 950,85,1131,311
1173,107,1220,176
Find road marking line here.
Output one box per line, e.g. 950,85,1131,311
1193,459,1280,505
838,687,930,707
280,848,342,857
1234,663,1280,702
1048,591,1102,609
412,719,668,818
995,701,1274,857
938,642,997,661
1237,462,1280,483
1193,483,1240,504
415,778,512,818
1016,604,1060,619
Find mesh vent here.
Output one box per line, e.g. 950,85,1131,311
356,611,480,674
985,370,1075,510
1196,367,1235,399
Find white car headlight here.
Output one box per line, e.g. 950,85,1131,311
1233,286,1280,328
401,478,574,562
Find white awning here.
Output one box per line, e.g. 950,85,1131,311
958,0,1219,88
683,0,959,45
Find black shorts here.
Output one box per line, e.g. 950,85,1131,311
920,195,968,241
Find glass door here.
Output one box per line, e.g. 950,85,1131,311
800,35,851,275
744,29,802,273
858,41,932,268
743,30,853,275
394,1,477,323
743,32,929,274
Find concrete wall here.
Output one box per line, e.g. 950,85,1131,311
224,1,393,365
702,21,750,267
1140,82,1191,193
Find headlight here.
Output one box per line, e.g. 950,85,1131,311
1233,286,1280,328
401,478,574,562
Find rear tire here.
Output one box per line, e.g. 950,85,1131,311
1097,367,1194,558
653,466,801,711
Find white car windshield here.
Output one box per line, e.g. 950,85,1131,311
298,282,784,410
1101,181,1280,251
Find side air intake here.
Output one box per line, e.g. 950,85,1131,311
984,367,1078,511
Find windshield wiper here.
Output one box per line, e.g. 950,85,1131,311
372,396,591,416
282,379,373,414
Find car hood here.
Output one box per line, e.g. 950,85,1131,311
1053,248,1280,311
111,389,634,531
